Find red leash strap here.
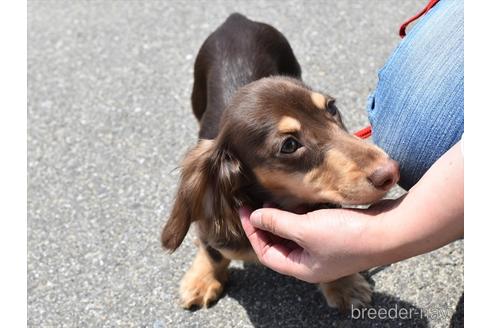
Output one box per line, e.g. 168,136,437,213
354,126,373,139
399,0,440,38
353,0,440,139
354,125,372,139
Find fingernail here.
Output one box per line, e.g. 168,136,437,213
250,210,262,225
238,208,248,221
238,207,253,222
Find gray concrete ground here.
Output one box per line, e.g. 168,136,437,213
28,1,463,327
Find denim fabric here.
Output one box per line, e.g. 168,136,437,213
367,0,464,190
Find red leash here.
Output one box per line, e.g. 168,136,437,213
353,0,440,139
399,0,440,38
353,125,373,139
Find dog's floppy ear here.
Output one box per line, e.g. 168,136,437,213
161,139,246,252
161,140,214,251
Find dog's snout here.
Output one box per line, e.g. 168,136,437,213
367,159,399,190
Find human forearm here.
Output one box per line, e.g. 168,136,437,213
369,141,464,267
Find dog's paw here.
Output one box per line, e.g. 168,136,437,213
179,272,226,309
319,273,372,312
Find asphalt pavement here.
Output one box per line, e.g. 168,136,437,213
28,1,463,327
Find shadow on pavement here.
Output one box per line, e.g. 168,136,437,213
225,264,429,328
449,293,464,328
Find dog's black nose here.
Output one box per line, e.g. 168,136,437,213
367,159,399,190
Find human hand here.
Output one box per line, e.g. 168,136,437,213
239,205,389,283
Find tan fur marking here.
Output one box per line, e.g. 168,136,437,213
319,273,372,312
253,145,390,205
254,157,357,204
179,241,230,309
277,116,301,133
219,249,258,262
303,149,378,204
311,92,326,110
253,168,327,204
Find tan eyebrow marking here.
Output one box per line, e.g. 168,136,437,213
311,92,326,110
277,116,301,133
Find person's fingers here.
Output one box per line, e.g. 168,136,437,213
239,207,309,279
256,238,306,276
239,207,300,250
239,207,272,255
239,207,255,236
239,207,280,263
249,208,307,245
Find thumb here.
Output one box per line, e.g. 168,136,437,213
239,207,312,280
250,208,306,245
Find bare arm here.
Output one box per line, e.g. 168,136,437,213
240,141,463,283
370,140,463,267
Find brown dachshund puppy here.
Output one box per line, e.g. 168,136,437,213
161,13,399,312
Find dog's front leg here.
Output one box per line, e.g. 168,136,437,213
179,241,230,309
319,273,372,312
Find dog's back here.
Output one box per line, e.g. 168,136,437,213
192,13,301,139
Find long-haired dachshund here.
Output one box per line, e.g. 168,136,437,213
161,13,399,312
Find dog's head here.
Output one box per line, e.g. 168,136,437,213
161,76,399,251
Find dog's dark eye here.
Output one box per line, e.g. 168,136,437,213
326,100,337,115
280,138,301,154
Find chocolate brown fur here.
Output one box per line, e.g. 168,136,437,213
161,13,398,311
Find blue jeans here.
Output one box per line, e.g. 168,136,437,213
367,0,463,190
